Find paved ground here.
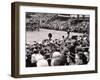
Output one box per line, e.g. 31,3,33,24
26,29,83,44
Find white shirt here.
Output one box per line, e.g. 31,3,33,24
37,59,49,67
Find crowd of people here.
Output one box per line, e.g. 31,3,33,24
26,13,89,34
41,20,89,34
26,32,90,67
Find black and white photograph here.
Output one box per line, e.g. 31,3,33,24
11,2,97,77
25,12,90,67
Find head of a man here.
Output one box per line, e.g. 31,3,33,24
48,33,52,40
